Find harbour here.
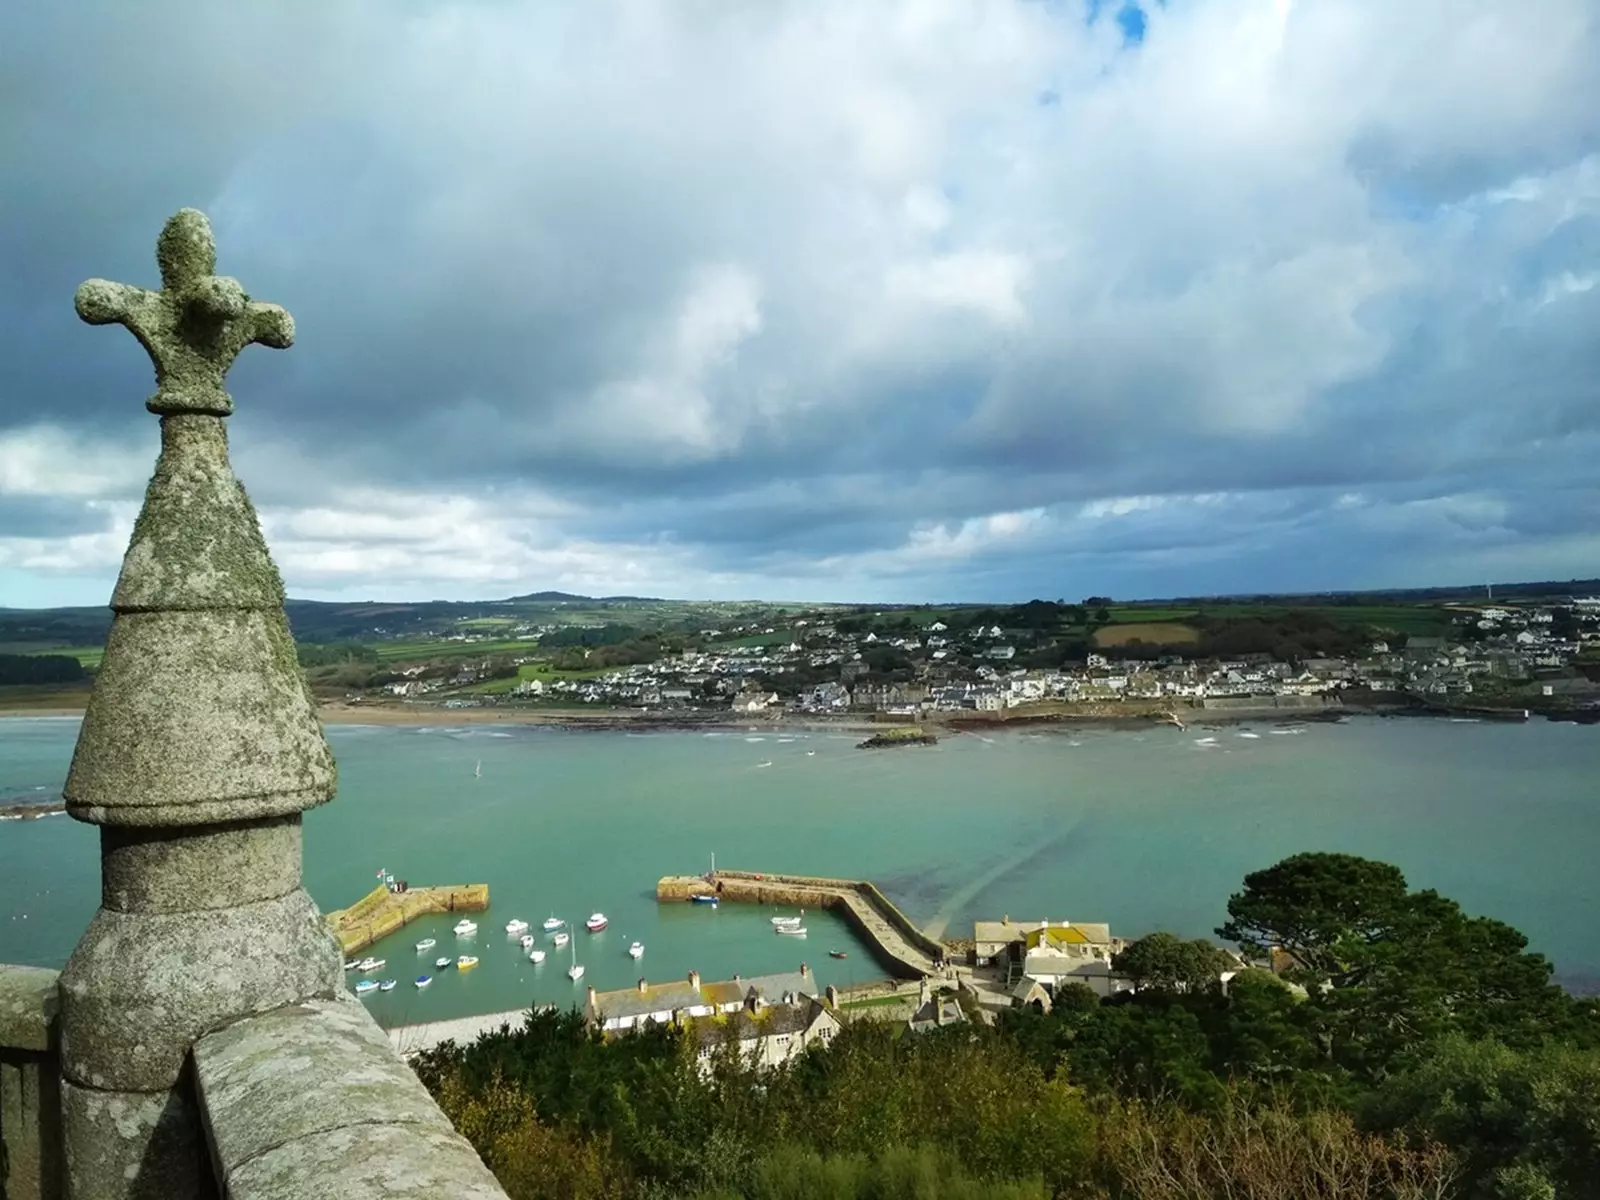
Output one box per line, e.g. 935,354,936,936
4,714,1600,1030
657,868,944,979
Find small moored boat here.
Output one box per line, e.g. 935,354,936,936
519,934,536,949
354,980,379,995
505,919,529,935
552,930,570,948
829,950,848,959
415,975,432,988
357,957,386,972
416,938,437,952
585,913,608,933
543,915,564,932
378,979,397,992
457,955,479,970
343,959,361,971
435,956,452,969
528,947,546,963
628,942,644,959
453,919,477,936
771,915,803,929
690,894,719,905
776,926,807,938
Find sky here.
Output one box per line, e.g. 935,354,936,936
1,0,1597,608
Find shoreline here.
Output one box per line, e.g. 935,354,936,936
0,696,1585,732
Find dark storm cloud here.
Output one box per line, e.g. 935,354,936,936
2,0,1598,604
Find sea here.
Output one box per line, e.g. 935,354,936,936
3,715,1598,1029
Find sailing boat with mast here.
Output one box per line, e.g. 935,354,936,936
474,760,482,779
567,921,585,981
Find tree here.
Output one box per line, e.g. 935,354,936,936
1218,853,1567,1078
1217,852,1411,984
1113,932,1233,993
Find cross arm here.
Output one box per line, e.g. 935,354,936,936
75,279,158,330
246,301,295,350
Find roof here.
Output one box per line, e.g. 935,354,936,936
592,979,702,1021
974,919,1112,947
591,968,818,1023
687,997,830,1048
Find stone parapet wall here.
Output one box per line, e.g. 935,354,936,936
194,995,505,1198
0,965,63,1200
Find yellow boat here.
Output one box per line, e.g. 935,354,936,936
457,955,479,969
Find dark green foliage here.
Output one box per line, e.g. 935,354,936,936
1366,1037,1600,1198
294,641,379,668
0,653,86,684
1112,932,1233,993
1219,852,1568,1079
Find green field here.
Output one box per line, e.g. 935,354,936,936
8,644,104,669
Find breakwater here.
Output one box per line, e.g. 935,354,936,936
658,869,942,980
325,883,490,955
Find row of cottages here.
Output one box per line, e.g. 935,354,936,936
973,918,1132,998
584,966,841,1073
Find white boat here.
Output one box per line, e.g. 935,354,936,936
552,930,570,948
457,955,479,970
435,956,451,969
453,919,477,936
378,979,397,992
357,957,385,972
771,914,803,929
415,938,436,952
354,980,379,995
343,959,360,971
585,913,608,933
776,927,808,938
528,947,546,964
568,962,585,981
415,975,432,988
542,915,564,932
628,942,644,959
519,934,536,949
505,919,529,935
474,760,482,779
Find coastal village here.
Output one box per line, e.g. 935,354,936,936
371,596,1600,721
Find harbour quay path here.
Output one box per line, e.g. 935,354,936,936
386,1006,553,1059
657,869,942,980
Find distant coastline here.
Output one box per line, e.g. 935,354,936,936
3,691,1589,731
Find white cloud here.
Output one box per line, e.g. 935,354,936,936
3,0,1598,603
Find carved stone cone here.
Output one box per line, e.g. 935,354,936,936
64,211,333,827
57,208,341,1200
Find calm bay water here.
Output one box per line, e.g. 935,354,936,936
3,715,1598,1027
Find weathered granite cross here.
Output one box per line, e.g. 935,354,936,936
75,207,294,415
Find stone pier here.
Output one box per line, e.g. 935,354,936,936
657,869,944,979
0,210,506,1200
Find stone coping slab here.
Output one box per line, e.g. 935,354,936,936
0,965,60,1053
194,996,505,1198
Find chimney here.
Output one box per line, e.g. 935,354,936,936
825,984,840,1009
586,984,597,1010
689,969,701,990
637,978,647,994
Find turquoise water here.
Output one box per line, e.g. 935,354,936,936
3,716,1599,1027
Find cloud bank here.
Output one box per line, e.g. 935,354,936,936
2,0,1596,605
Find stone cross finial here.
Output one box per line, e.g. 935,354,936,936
75,208,294,416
